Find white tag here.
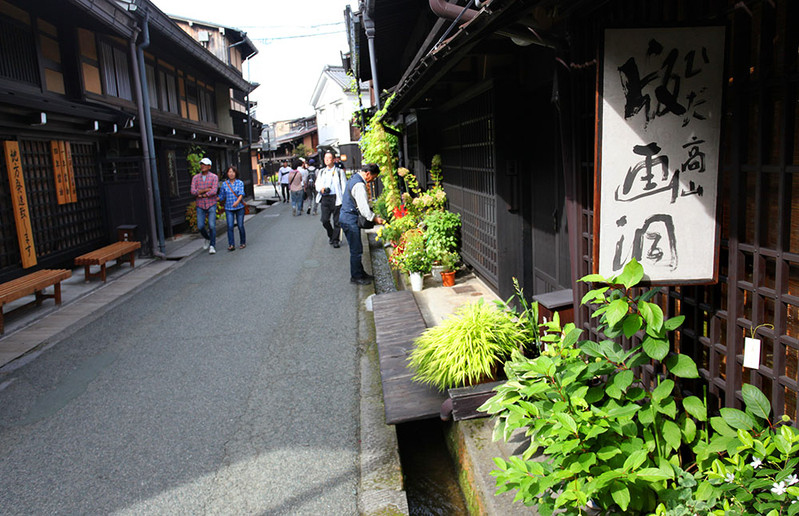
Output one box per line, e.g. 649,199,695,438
743,337,761,369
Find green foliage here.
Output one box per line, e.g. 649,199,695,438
480,260,699,514
359,98,401,214
495,278,542,354
379,212,418,246
186,145,205,176
423,210,461,264
294,143,313,158
409,299,531,391
439,250,459,272
389,229,430,274
481,258,795,514
686,384,799,516
430,154,443,186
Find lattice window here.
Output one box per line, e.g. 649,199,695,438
0,13,39,86
439,88,498,287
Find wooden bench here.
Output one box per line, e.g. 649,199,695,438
0,269,72,333
74,241,141,282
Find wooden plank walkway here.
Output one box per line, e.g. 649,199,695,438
373,290,447,424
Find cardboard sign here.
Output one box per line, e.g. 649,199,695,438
597,27,725,283
3,141,37,268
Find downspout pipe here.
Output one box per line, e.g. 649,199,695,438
362,9,381,110
135,9,166,256
129,31,163,258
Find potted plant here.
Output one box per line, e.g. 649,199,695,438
439,251,459,287
423,210,460,280
408,299,532,391
389,228,430,291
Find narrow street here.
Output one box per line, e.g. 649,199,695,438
0,205,364,514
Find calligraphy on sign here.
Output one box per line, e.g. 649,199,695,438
3,141,37,268
597,27,725,283
51,140,77,204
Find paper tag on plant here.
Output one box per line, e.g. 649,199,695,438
743,337,761,369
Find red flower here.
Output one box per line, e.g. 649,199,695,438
393,205,408,219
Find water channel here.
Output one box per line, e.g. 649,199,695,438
369,234,469,514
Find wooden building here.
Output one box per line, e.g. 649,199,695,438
349,0,799,418
0,0,256,281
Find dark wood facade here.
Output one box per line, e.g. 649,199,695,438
353,0,799,418
0,0,254,282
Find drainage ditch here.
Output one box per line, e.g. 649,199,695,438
369,234,469,514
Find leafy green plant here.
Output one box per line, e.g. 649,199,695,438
495,278,542,355
359,97,401,214
684,384,799,516
409,299,532,391
389,228,430,274
480,259,702,515
440,250,459,272
423,210,461,264
187,145,205,177
430,154,443,186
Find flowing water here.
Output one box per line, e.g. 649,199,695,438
397,420,469,515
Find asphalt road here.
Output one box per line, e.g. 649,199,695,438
0,202,363,514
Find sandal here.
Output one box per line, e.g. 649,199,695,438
239,244,246,249
228,246,235,251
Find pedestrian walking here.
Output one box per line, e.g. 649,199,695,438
278,160,292,203
316,151,347,248
219,165,247,251
190,157,219,255
288,164,305,216
305,158,318,215
339,163,384,284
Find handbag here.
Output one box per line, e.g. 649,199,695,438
357,214,375,229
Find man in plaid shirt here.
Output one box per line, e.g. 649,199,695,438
190,157,219,254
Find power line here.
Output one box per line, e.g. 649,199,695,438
252,30,345,43
237,21,344,30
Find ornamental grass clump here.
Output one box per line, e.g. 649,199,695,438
409,299,530,391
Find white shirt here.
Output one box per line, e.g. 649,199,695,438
278,166,293,184
316,166,347,206
351,180,375,221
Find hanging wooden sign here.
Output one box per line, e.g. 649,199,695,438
51,140,77,204
51,140,67,204
64,142,77,203
3,141,37,268
595,27,725,283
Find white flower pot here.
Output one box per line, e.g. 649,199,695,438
431,265,445,282
409,272,424,291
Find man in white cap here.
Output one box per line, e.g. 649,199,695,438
190,157,219,254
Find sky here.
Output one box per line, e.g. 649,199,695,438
152,0,353,124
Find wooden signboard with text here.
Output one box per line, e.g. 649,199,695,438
596,27,725,283
51,140,77,204
3,141,37,268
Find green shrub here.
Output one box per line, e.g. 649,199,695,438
409,299,531,391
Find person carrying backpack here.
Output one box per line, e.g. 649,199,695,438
305,158,318,215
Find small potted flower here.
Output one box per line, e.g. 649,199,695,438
395,229,431,291
439,251,459,287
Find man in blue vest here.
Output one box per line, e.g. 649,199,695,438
339,163,385,285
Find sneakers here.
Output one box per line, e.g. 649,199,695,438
209,245,216,254
332,242,341,248
203,239,210,250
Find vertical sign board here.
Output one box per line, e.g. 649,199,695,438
597,27,725,283
3,141,37,268
51,141,77,204
51,140,67,204
64,142,77,203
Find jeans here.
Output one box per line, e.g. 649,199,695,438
196,205,216,247
340,216,366,279
306,190,318,214
290,190,304,214
320,195,341,243
226,208,246,247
